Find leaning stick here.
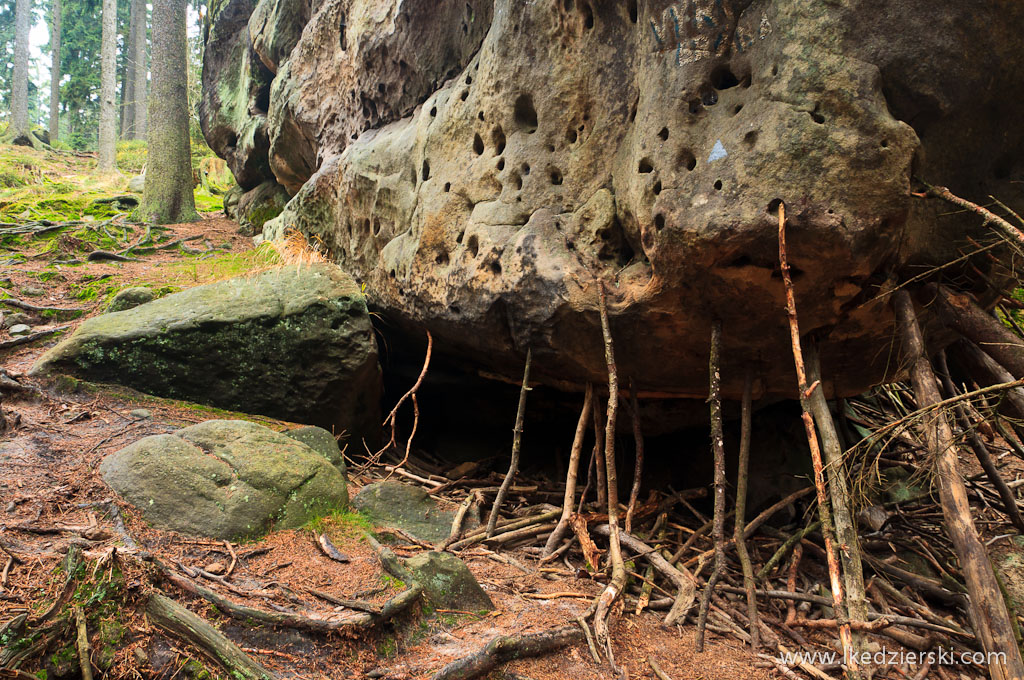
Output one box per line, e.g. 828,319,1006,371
625,382,644,535
777,201,858,674
592,281,626,667
543,383,594,557
486,348,532,537
894,289,1024,680
695,319,726,653
806,342,870,642
379,331,432,476
733,371,759,650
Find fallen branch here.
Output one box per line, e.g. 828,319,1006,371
430,624,583,680
625,382,644,534
733,371,759,650
938,351,1024,534
592,281,626,668
591,524,695,625
920,182,1024,250
0,325,70,351
927,283,1024,379
73,606,93,680
316,533,350,563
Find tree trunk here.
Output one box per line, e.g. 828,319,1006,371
119,34,130,139
141,0,199,223
130,0,148,139
98,0,118,171
49,0,62,143
121,11,135,141
893,289,1024,680
9,0,31,137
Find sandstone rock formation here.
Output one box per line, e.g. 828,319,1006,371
202,0,1024,400
100,419,348,540
32,263,381,435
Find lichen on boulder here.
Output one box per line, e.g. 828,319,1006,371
31,263,381,437
99,419,349,539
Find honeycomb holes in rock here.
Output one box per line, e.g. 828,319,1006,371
679,149,697,171
514,94,538,133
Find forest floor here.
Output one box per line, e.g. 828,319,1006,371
0,145,772,680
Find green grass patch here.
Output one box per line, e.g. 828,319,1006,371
146,242,281,287
305,508,373,537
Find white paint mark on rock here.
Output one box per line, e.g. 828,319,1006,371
708,140,727,163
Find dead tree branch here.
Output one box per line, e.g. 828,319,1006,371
696,318,726,653
893,289,1024,680
486,348,532,537
734,370,759,650
592,281,626,668
544,383,594,557
778,201,859,673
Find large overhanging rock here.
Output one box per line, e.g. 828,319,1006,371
203,0,1024,401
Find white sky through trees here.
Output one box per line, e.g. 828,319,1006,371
20,3,201,121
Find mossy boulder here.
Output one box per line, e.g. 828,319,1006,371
99,419,348,539
403,551,493,612
31,263,381,438
284,425,345,472
352,481,477,544
235,180,289,236
105,286,155,313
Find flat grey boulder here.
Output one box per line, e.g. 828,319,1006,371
404,551,493,612
99,419,348,540
31,263,381,437
352,481,478,544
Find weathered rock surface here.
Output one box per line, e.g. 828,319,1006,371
203,0,1024,400
404,551,494,612
352,481,478,543
105,286,155,313
284,425,346,471
31,263,381,436
99,419,348,539
235,179,290,236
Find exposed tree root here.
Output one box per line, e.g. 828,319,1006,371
430,624,584,680
146,593,276,680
